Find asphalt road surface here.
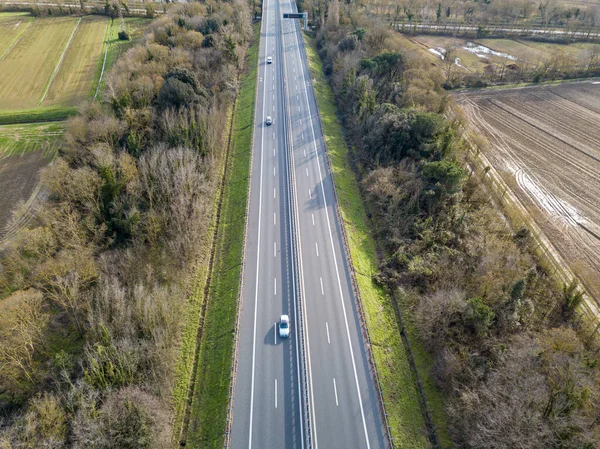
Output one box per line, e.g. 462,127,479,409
230,0,387,447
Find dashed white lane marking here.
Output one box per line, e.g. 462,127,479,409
273,94,275,100
304,149,306,156
308,188,311,199
333,378,339,406
274,188,276,199
306,168,309,177
275,378,278,408
300,118,302,124
273,105,275,111
273,132,275,140
274,323,277,345
312,214,315,226
315,242,319,257
326,321,330,343
274,212,276,225
274,277,277,295
273,166,276,176
298,106,301,112
301,132,304,140
320,277,324,295
274,241,277,257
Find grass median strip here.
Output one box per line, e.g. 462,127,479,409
303,33,451,448
184,23,260,449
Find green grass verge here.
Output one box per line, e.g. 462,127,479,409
183,23,260,449
0,106,76,125
91,17,150,99
0,122,64,157
303,33,451,448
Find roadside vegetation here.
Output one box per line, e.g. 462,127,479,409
184,22,260,448
304,1,600,447
0,3,252,448
304,34,444,448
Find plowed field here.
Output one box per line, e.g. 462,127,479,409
457,81,600,303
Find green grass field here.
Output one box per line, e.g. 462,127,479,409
184,23,260,449
303,33,452,448
0,122,64,158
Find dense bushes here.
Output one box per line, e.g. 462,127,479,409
314,6,600,448
0,2,251,446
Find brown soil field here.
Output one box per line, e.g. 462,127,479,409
0,151,51,241
456,81,600,303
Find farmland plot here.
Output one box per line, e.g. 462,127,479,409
43,15,109,106
0,16,78,110
0,12,33,58
0,123,62,239
457,81,600,303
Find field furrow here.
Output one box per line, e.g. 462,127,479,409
457,81,600,303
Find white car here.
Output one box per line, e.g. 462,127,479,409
267,56,273,64
279,314,290,338
266,116,272,125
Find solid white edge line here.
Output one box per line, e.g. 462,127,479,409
290,11,372,448
248,0,270,444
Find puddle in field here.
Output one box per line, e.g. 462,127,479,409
428,47,446,59
506,161,584,228
464,42,516,60
428,47,468,70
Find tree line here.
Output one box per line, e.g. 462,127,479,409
0,1,251,447
310,0,600,447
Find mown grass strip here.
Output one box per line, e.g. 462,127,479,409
303,33,451,448
0,106,77,125
184,23,260,449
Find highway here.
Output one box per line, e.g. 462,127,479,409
230,0,387,447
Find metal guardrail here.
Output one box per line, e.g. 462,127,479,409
280,3,313,447
292,10,395,448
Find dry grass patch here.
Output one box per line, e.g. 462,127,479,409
0,13,33,58
0,16,78,110
44,16,109,106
